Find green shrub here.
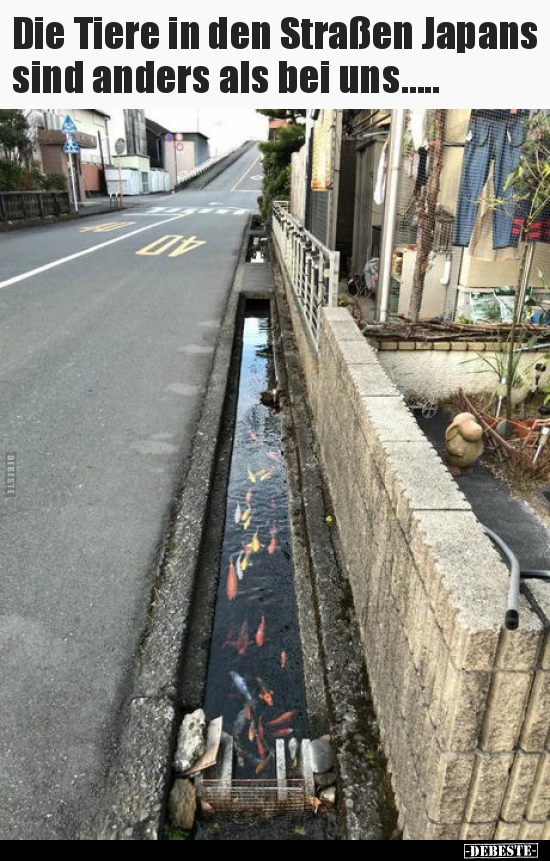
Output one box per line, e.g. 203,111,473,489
42,173,68,192
0,159,23,191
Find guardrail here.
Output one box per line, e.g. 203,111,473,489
0,190,70,223
271,200,340,350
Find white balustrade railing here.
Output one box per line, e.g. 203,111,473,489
271,201,340,350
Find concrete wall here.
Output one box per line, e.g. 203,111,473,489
280,269,550,837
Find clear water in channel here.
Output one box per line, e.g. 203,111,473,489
203,308,308,780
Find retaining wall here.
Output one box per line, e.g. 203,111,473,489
282,285,550,838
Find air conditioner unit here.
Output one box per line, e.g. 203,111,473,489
44,112,62,131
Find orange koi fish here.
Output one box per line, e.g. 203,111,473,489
226,557,238,601
268,523,277,554
280,651,287,670
266,710,295,728
255,614,266,647
248,717,256,742
273,727,294,738
257,677,274,707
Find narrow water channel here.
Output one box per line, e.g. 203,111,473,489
203,305,308,781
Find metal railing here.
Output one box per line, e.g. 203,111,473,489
0,191,70,223
271,201,340,350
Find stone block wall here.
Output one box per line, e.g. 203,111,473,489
291,302,550,839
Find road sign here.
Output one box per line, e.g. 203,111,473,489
115,138,125,155
176,142,184,152
165,133,173,143
63,135,80,154
175,133,183,141
61,115,78,134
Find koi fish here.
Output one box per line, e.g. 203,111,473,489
256,728,266,761
234,502,242,524
228,618,251,655
267,451,280,462
233,706,248,737
250,530,262,553
255,751,273,775
260,467,276,482
273,727,294,738
230,670,252,702
249,431,258,442
270,497,276,509
243,516,252,531
257,677,274,707
247,466,257,483
270,521,277,537
245,489,253,504
255,468,269,480
266,710,295,728
280,651,287,670
241,546,252,571
241,504,251,522
236,552,245,581
226,557,238,601
288,737,299,768
248,718,256,742
268,535,277,555
255,614,266,647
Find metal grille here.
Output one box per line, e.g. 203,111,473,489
198,778,308,815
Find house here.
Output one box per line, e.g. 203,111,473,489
287,109,550,325
146,118,210,189
31,108,112,199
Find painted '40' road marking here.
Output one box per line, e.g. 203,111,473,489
135,235,207,258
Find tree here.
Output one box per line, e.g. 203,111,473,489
256,110,306,221
408,109,447,323
0,110,33,165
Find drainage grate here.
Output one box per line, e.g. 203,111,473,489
195,731,316,816
198,778,307,815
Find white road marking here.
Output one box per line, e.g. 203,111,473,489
0,212,192,292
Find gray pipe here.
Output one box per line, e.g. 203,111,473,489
481,525,520,630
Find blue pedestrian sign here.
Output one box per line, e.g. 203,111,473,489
63,135,80,154
61,115,78,134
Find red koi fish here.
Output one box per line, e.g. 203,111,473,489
226,557,238,601
224,618,252,655
266,710,295,728
273,727,294,738
280,651,287,670
255,614,266,647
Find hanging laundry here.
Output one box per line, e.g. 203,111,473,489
452,109,529,249
469,164,520,261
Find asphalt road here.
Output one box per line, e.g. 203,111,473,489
0,144,263,840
